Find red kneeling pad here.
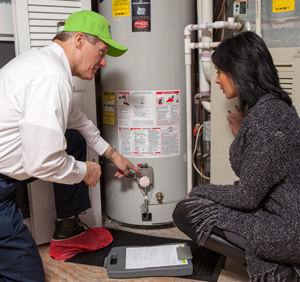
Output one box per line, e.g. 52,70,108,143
49,227,113,260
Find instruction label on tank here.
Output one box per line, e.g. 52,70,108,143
273,0,294,12
112,0,130,17
117,90,180,157
102,91,115,125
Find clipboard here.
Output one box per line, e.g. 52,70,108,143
104,243,193,278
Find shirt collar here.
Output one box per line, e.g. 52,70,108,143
48,42,73,82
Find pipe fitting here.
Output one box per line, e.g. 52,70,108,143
201,51,211,81
212,21,228,29
201,101,211,113
155,192,163,204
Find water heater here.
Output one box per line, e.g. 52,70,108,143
99,0,194,225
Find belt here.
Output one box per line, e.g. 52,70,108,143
0,174,17,184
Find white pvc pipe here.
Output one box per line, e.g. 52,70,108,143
256,0,262,37
197,0,202,54
202,0,213,40
193,42,221,49
200,0,213,95
187,21,244,33
197,0,203,99
186,63,193,193
201,0,213,48
184,25,193,193
201,51,212,81
209,21,244,30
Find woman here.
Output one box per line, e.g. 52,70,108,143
173,31,300,281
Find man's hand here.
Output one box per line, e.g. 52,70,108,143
103,146,142,178
111,151,142,178
103,146,141,178
83,161,101,187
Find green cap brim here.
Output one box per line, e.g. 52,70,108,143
101,38,128,57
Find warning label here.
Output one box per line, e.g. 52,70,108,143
117,90,180,157
233,1,247,16
102,91,115,125
112,0,130,17
273,0,295,12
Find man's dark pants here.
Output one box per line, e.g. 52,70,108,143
0,129,90,281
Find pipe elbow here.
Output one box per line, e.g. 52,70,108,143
184,24,193,36
201,101,211,113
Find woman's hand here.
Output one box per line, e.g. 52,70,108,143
227,106,244,136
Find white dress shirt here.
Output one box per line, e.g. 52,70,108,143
0,43,109,184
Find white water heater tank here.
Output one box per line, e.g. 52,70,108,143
99,0,194,225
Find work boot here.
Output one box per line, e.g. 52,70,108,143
52,215,90,240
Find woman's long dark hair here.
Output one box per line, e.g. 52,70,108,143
211,31,292,112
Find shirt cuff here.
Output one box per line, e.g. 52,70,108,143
75,161,87,183
93,138,110,156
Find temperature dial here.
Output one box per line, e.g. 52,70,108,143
139,176,151,188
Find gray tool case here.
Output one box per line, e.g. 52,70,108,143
104,243,193,278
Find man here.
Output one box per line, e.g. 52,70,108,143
0,10,140,282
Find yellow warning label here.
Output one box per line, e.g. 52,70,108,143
102,91,115,126
112,0,130,17
273,0,295,12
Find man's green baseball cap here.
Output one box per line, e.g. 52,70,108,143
63,10,128,57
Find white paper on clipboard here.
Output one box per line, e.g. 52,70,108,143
125,244,188,269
